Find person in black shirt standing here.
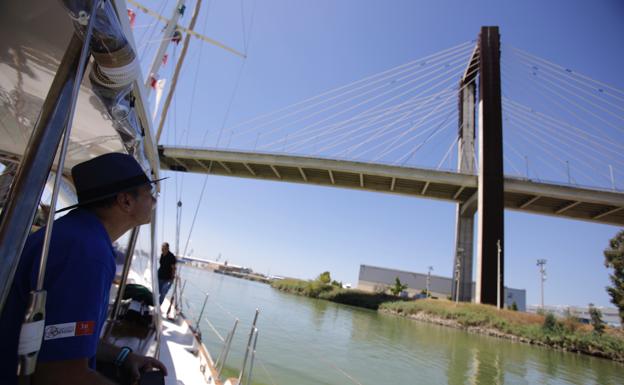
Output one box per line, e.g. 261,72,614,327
157,242,177,304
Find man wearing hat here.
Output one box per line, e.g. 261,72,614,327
0,153,167,385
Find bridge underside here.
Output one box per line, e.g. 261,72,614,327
159,147,624,227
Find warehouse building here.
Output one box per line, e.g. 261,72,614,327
358,264,526,311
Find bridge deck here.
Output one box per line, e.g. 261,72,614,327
159,146,624,227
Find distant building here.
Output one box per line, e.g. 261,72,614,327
181,256,252,274
357,264,526,311
527,305,621,327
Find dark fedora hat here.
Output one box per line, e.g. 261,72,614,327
57,153,166,213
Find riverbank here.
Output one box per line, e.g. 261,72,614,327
271,279,624,363
271,279,400,309
380,300,624,363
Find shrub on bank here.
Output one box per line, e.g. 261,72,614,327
319,289,399,310
272,279,400,309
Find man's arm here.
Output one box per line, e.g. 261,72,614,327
98,341,168,383
33,358,116,385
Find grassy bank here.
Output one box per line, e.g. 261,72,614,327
271,279,624,363
271,279,398,310
380,299,624,363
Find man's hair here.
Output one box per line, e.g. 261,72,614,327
162,242,170,248
82,188,140,211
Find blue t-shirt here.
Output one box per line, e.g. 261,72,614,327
0,209,115,384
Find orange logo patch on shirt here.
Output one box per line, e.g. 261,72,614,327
75,321,95,336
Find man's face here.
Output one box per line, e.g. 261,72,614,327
162,243,169,254
127,184,156,226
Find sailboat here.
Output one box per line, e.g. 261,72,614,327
0,0,258,384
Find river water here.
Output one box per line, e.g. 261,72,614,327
179,267,623,385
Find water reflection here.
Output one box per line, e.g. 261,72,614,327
182,268,624,385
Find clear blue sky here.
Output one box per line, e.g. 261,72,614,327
135,0,624,307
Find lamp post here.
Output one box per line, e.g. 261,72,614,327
455,247,463,303
426,266,433,298
497,239,502,309
537,259,547,309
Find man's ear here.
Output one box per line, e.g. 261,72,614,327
115,191,134,212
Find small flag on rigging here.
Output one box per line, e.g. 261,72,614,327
127,9,136,28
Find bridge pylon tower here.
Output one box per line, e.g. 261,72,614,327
453,26,504,308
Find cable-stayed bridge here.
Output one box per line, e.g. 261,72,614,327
159,27,624,307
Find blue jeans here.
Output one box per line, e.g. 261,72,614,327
158,278,173,305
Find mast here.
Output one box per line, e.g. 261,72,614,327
144,0,187,98
156,0,203,143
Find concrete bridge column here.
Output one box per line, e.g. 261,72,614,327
452,80,476,302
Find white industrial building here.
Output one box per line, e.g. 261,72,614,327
358,264,526,311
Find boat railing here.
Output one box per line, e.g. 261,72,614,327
172,277,262,385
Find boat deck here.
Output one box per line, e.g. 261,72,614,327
159,307,222,385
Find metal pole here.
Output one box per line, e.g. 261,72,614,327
566,161,571,184
194,292,209,331
245,329,259,385
496,239,501,309
175,200,182,256
609,165,615,191
217,318,239,378
15,3,100,376
110,227,140,322
0,32,89,316
537,259,547,308
455,259,461,304
178,280,187,314
238,309,259,383
426,266,432,298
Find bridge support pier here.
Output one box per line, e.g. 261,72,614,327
453,202,475,302
475,26,504,308
452,69,477,302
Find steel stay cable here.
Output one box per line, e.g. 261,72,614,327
339,63,479,160
502,95,624,152
284,89,457,153
436,133,459,170
397,108,456,165
503,138,530,177
345,102,457,162
503,102,624,167
264,59,469,156
503,151,524,177
355,101,456,162
509,55,624,122
500,67,624,150
514,109,620,179
310,93,457,159
509,52,624,116
232,45,475,147
509,119,607,187
371,74,475,162
502,73,615,157
350,101,457,161
506,128,556,183
506,114,614,185
324,86,459,158
258,53,472,150
226,41,474,138
506,45,624,101
300,88,459,156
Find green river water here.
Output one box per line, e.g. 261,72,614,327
179,267,623,385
